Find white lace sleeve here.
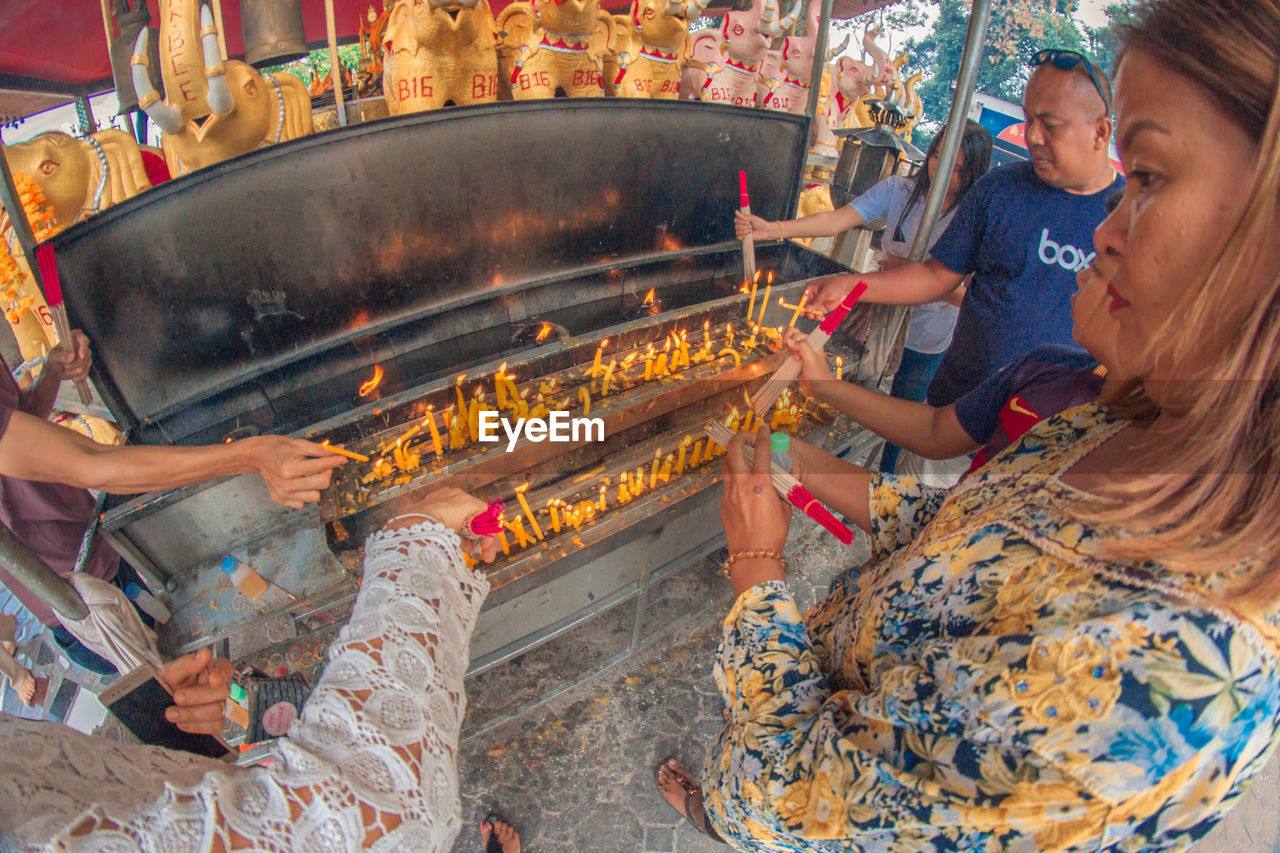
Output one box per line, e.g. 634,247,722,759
45,519,489,853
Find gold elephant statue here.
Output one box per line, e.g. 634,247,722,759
131,1,313,176
383,0,500,113
498,0,607,99
2,130,153,227
612,0,712,99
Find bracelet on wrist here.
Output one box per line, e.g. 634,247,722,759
777,221,785,240
722,549,787,578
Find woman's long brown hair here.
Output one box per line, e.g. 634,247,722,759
1082,0,1280,604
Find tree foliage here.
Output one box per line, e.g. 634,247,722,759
888,0,1139,135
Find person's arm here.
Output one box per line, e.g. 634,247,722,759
55,488,499,851
783,329,980,460
735,206,866,242
0,408,344,508
802,258,968,314
941,280,968,307
17,330,91,420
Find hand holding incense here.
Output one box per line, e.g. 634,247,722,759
705,422,853,545
749,280,868,417
32,244,92,404
738,171,757,287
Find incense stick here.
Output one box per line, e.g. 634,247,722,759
32,244,93,405
748,280,868,418
738,171,757,287
705,422,854,544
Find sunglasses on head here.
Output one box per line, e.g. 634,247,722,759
1030,48,1112,114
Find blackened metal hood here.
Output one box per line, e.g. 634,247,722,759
46,100,808,445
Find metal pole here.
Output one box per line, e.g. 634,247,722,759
325,0,348,127
803,0,835,125
0,149,41,270
906,0,991,262
0,521,89,621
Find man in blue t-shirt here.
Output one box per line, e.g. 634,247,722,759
805,57,1122,402
803,51,1123,483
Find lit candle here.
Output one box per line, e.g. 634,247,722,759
726,406,740,431
788,292,808,328
424,408,443,458
468,390,483,442
690,439,704,467
835,356,843,380
725,323,735,349
447,406,465,449
590,339,608,377
598,483,607,512
747,277,757,322
654,351,668,377
758,283,772,326
675,435,691,475
515,483,544,540
650,447,662,487
508,516,529,549
659,454,673,483
498,530,510,555
635,466,646,493
495,363,509,408
741,409,755,433
618,482,631,504
579,386,591,417
703,319,711,347
516,391,530,420
548,499,562,533
643,344,655,381
455,374,467,415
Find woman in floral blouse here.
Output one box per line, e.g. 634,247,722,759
656,0,1280,849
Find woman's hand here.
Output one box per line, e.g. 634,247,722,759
45,329,92,383
385,486,500,563
802,274,855,317
783,328,835,399
721,424,790,555
161,647,235,736
249,437,347,509
734,210,777,241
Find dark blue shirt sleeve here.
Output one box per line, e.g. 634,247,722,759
928,171,991,275
953,345,1100,443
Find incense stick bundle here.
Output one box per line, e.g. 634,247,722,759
32,244,93,405
705,422,854,544
748,280,869,418
738,171,756,286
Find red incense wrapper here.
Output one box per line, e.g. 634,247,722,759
785,483,854,544
34,243,62,306
818,280,869,335
738,170,750,209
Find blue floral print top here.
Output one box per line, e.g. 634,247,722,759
702,403,1280,852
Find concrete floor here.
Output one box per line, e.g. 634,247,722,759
453,517,1280,853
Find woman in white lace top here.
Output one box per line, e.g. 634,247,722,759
0,487,514,853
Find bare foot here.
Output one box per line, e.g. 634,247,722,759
480,816,521,853
15,667,35,706
656,758,716,838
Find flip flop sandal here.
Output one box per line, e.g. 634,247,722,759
658,760,723,842
484,813,517,853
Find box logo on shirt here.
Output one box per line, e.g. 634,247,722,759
1038,229,1096,273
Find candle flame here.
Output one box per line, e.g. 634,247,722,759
456,373,466,385
767,270,774,284
753,270,762,283
498,362,508,377
358,364,384,398
516,482,529,494
703,319,710,330
642,288,655,306
536,323,553,343
680,435,693,448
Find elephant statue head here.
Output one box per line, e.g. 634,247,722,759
131,1,313,175
2,130,153,227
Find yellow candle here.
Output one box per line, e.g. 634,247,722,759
447,407,465,448
725,323,735,349
690,439,703,467
635,466,646,493
590,339,607,376
601,359,617,396
319,440,369,463
650,448,662,486
468,391,482,442
717,348,741,367
659,454,673,483
508,517,529,549
703,319,711,346
788,293,808,328
618,482,631,504
424,409,443,458
675,435,691,476
747,279,757,322
643,345,655,381
654,352,668,377
549,499,562,533
725,407,740,431
835,356,843,380
455,374,467,415
515,484,544,540
742,409,754,433
498,530,510,555
598,483,607,512
495,363,509,408
579,386,591,417
758,284,771,326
